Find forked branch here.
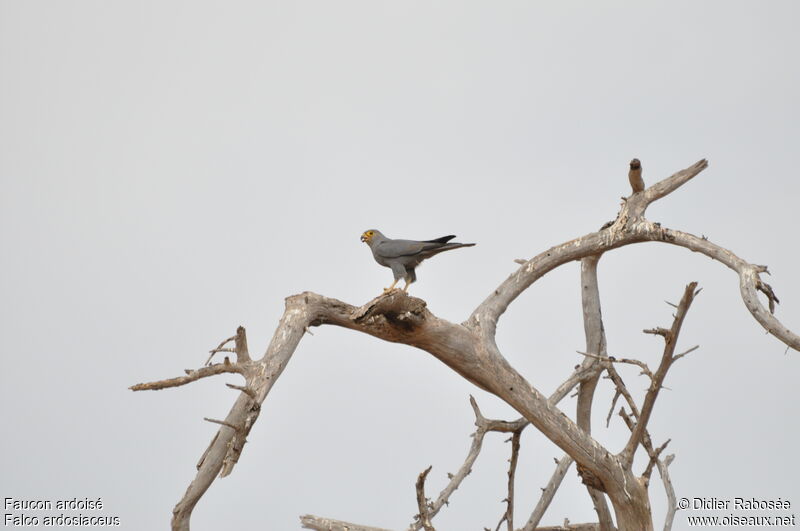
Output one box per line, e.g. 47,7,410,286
132,158,797,531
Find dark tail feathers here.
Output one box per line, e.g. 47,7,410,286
424,235,457,244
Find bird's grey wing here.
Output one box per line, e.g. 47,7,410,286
374,239,429,259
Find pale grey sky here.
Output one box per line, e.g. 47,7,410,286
1,2,799,530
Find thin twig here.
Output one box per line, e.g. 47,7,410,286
203,417,241,431
225,383,256,399
642,439,671,483
605,366,641,419
205,335,236,366
130,363,247,391
577,350,654,379
672,345,699,362
605,389,622,428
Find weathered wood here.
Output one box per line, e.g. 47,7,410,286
131,158,798,531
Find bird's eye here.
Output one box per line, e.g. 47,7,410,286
368,231,373,236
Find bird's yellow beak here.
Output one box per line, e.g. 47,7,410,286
360,232,370,243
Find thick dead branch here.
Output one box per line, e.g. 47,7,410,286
469,159,799,353
133,158,798,531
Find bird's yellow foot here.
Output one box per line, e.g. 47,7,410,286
384,280,399,293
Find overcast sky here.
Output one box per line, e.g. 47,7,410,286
2,2,799,530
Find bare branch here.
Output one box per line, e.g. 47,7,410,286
658,454,677,531
576,255,614,528
548,364,599,406
520,455,574,531
411,386,585,531
641,159,709,206
133,158,799,530
577,351,654,380
605,389,622,428
407,398,490,530
621,282,698,466
225,382,256,399
672,345,699,362
470,160,710,332
617,408,657,474
300,515,394,531
642,439,670,484
233,325,251,363
205,334,236,366
469,159,799,353
129,363,248,391
605,369,641,420
202,417,241,431
618,406,670,509
415,466,435,531
502,430,522,531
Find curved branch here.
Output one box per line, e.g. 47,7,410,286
576,256,614,529
133,158,797,530
470,159,709,331
469,159,798,352
415,466,435,531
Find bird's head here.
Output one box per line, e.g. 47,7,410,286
629,158,641,169
360,229,378,244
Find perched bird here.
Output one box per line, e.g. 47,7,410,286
360,229,475,292
628,158,645,193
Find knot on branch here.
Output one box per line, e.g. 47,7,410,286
352,291,428,331
576,463,607,493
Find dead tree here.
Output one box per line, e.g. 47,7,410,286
131,159,798,531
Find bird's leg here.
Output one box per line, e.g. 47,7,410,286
402,279,413,292
384,279,399,292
